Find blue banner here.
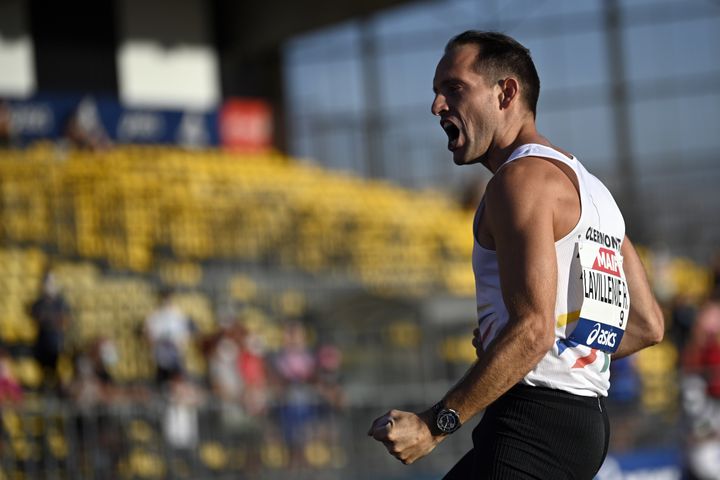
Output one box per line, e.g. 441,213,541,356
4,94,220,146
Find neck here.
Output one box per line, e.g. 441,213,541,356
482,116,547,174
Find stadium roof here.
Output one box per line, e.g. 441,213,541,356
215,0,414,55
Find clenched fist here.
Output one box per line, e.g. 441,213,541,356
367,409,444,465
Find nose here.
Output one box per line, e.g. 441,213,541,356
431,94,448,116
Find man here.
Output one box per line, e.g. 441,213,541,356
368,31,664,479
145,287,195,386
30,271,72,392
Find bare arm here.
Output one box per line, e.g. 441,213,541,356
368,160,560,464
612,236,664,359
441,160,557,421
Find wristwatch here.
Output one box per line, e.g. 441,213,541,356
432,402,461,435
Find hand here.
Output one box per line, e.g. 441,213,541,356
472,327,485,358
367,409,443,464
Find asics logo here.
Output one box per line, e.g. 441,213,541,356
586,323,617,348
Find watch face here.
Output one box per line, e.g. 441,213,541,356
437,409,460,433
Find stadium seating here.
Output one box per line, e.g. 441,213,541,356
0,144,476,295
0,145,713,383
0,143,716,479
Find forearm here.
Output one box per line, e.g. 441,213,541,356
442,317,551,423
612,303,664,359
612,331,648,359
612,237,664,360
440,166,558,424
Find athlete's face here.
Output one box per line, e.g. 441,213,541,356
432,44,501,166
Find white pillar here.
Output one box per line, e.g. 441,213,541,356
0,0,35,98
116,0,220,110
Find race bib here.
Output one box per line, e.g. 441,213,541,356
568,241,630,353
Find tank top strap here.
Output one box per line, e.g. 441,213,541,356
498,143,577,172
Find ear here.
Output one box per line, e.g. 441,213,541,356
498,78,520,110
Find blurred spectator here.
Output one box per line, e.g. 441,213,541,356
202,319,268,467
29,270,72,393
0,99,14,147
163,374,205,450
206,320,269,411
206,320,268,474
70,337,120,408
712,252,720,290
608,356,640,406
0,349,23,404
315,343,344,411
682,288,720,480
683,289,720,396
272,321,317,468
313,342,345,452
207,324,243,402
64,96,111,150
145,287,196,387
606,356,643,452
670,293,697,350
237,324,269,416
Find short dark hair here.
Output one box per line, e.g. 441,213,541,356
445,31,540,117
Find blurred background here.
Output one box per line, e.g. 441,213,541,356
0,0,719,478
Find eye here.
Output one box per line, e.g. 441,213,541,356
447,83,463,95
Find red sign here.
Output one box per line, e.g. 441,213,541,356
592,247,621,277
219,98,272,152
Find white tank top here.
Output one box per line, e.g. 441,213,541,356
473,144,626,397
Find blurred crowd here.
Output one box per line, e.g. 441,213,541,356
2,96,720,476
677,259,720,479
598,254,720,479
1,253,719,476
0,268,345,474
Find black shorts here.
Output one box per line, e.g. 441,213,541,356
443,384,610,480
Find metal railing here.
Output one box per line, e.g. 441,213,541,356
0,395,472,480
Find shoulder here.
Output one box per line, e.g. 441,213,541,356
486,156,568,208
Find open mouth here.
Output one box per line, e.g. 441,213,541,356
441,119,461,151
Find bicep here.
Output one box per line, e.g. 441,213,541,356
486,176,557,324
